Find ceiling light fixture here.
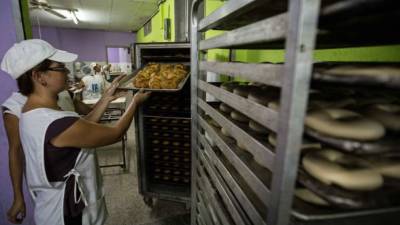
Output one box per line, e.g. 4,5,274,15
70,10,79,24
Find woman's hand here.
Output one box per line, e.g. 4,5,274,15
7,198,25,224
133,89,151,105
101,75,127,102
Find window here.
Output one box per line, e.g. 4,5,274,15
144,19,152,36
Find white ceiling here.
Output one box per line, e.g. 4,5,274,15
29,0,160,32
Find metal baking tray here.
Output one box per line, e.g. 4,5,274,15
292,169,400,224
117,64,190,92
291,199,400,225
305,128,400,155
312,63,400,89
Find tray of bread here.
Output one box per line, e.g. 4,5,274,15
118,63,190,92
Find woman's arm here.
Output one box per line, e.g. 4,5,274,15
51,89,150,148
4,113,26,224
82,75,126,122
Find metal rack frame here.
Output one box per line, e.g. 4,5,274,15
134,42,192,207
190,0,400,225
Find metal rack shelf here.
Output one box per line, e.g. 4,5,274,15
199,61,283,87
199,0,400,49
191,0,400,225
198,82,278,132
197,168,233,225
197,100,275,170
198,131,268,225
199,13,287,50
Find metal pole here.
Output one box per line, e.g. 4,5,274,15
190,0,204,224
268,0,320,225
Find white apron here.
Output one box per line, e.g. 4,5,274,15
19,108,108,225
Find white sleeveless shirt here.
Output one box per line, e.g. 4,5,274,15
19,108,107,225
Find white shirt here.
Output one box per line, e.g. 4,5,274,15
2,91,76,118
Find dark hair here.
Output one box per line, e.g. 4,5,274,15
17,59,53,96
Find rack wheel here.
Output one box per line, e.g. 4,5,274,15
143,196,153,207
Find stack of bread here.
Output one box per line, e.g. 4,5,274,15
295,89,400,210
134,63,188,89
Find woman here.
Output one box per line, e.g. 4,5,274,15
81,63,106,99
1,39,150,225
101,64,112,82
2,87,93,224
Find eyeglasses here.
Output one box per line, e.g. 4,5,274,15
47,67,70,74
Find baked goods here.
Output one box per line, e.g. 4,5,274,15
324,65,400,78
367,158,400,179
268,101,279,111
248,87,278,106
364,104,400,131
233,85,252,98
220,82,239,92
302,149,383,191
133,63,188,89
205,115,221,128
268,133,321,149
205,132,216,147
221,127,231,137
249,120,268,134
295,188,330,206
236,140,247,151
305,108,385,141
219,103,233,114
230,110,249,123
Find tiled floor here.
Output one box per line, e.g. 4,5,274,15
96,122,190,225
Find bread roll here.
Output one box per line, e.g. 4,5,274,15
302,149,383,191
305,108,385,141
231,110,249,123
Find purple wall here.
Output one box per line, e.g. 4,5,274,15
107,47,131,63
32,26,135,62
107,47,120,63
0,0,35,225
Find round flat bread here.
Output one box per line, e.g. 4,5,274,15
231,110,250,123
268,101,279,111
364,104,400,131
221,127,231,138
305,108,385,141
219,103,233,114
220,82,239,92
302,149,383,191
295,188,330,206
233,85,253,98
249,120,268,134
367,158,400,179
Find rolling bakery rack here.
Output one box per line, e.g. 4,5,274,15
190,1,400,225
134,43,192,207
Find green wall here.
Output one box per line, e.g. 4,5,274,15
136,0,175,43
136,0,400,63
204,1,400,63
20,0,32,39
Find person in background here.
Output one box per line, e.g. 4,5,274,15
1,39,150,225
81,63,106,99
101,64,112,82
